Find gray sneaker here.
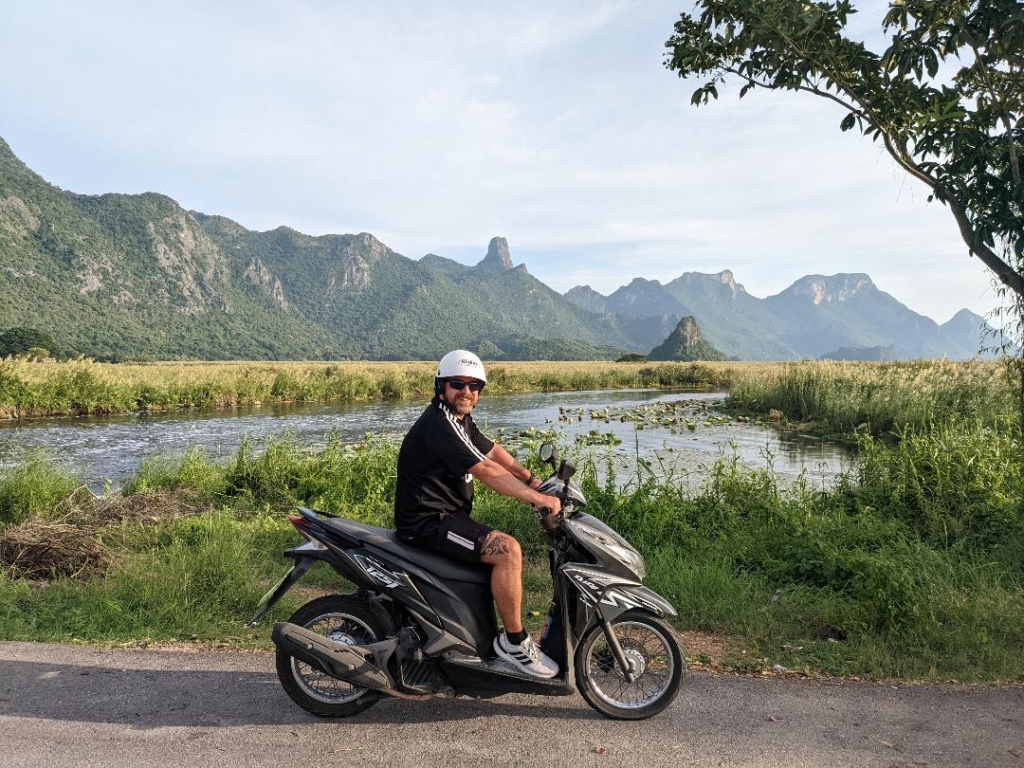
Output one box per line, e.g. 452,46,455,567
494,631,559,678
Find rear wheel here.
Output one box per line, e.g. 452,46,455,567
275,594,386,718
575,610,683,720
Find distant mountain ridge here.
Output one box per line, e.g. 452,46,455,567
565,271,998,361
0,135,996,360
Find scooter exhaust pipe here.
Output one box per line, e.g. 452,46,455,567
272,622,392,691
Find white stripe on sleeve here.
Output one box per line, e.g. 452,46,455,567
438,404,487,462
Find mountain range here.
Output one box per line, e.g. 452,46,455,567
0,136,996,361
564,271,997,360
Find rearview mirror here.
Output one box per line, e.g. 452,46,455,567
558,459,576,481
539,443,559,470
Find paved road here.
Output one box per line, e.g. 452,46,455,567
0,642,1020,767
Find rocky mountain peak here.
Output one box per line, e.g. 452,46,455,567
477,236,514,270
782,273,875,305
352,232,390,261
668,269,746,297
716,269,743,295
648,316,726,361
607,277,686,316
945,308,982,326
326,233,392,292
628,277,662,288
675,316,703,347
564,285,609,314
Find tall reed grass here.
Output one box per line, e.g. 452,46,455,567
726,359,1012,437
0,359,736,418
0,452,80,526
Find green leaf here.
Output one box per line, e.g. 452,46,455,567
840,113,857,132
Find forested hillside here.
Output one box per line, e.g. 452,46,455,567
0,138,632,360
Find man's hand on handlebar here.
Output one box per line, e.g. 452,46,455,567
533,493,562,530
533,493,562,518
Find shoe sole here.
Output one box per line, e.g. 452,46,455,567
492,638,558,679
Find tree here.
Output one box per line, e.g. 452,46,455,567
664,0,1023,308
0,328,64,359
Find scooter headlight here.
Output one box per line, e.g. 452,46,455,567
573,522,646,578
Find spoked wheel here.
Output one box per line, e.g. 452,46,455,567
575,610,683,720
275,594,386,718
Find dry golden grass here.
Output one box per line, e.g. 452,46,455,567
0,357,1008,422
5,358,781,386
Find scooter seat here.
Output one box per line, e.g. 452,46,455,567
323,517,492,585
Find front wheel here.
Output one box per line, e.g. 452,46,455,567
275,594,386,718
574,610,683,720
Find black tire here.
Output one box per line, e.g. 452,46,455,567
574,610,684,720
275,594,387,718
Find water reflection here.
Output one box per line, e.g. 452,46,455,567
0,389,852,488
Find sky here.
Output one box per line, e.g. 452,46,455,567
0,0,1002,323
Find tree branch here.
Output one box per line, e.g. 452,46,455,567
720,66,863,114
878,127,1024,296
752,11,1024,300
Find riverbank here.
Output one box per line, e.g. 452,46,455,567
0,359,738,418
3,358,1007,423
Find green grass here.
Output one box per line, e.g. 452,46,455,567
1,359,1020,678
0,423,1021,682
0,451,80,526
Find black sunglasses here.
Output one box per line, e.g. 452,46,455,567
446,379,485,392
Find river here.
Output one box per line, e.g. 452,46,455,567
0,388,852,489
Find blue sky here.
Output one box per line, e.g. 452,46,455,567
0,1,999,322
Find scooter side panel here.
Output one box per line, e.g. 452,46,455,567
357,543,499,656
414,578,498,656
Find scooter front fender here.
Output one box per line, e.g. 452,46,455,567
595,583,678,623
561,564,677,634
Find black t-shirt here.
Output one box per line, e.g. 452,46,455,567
394,397,495,539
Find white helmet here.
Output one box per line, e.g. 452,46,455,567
436,350,487,383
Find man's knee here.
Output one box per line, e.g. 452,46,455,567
481,531,521,563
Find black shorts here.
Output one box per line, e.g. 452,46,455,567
403,512,495,564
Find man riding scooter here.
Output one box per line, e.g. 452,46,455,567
394,350,562,677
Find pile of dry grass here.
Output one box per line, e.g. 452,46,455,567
0,519,109,580
0,485,209,581
51,485,208,527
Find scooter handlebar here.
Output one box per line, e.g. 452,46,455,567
533,499,574,530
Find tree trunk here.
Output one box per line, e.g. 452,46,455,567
946,198,1024,300
880,131,1024,300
